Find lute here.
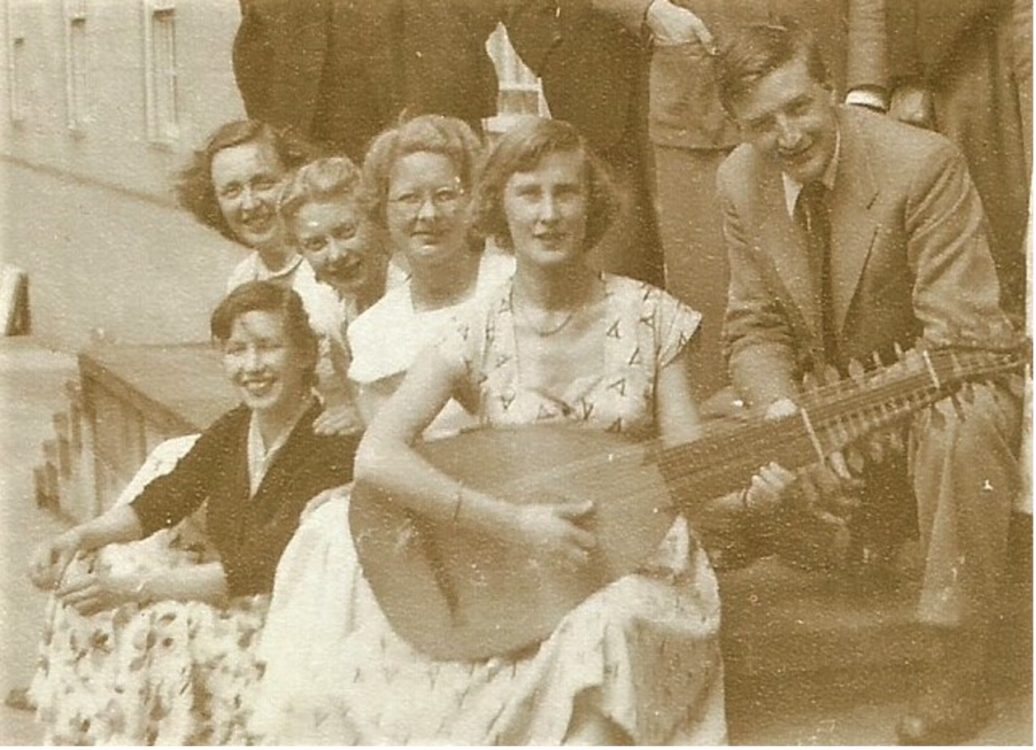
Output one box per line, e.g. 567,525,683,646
350,346,1025,660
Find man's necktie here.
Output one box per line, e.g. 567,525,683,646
794,181,838,362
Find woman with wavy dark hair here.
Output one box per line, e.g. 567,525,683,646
176,120,313,275
27,282,358,744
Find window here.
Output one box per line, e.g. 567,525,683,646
143,1,178,143
64,0,89,132
485,24,548,134
9,36,27,124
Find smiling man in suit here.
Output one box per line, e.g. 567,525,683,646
716,22,1022,745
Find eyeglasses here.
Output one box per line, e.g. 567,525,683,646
387,187,465,215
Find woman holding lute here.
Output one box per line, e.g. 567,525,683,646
270,118,793,745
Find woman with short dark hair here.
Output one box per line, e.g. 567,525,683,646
27,282,358,744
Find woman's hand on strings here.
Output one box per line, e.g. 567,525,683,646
510,499,597,569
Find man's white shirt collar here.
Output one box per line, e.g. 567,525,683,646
781,128,841,218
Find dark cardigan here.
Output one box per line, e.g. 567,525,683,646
130,400,357,596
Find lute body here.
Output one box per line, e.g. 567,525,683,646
350,426,672,661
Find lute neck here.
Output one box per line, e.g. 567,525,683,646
656,347,1021,507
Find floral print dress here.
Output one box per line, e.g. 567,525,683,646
28,437,270,745
253,274,727,745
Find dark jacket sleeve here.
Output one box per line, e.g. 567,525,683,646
129,409,243,538
221,431,359,597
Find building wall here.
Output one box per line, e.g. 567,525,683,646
0,1,543,350
0,0,248,349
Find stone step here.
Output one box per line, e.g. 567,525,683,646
720,533,1032,680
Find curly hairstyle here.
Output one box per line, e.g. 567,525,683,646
361,114,485,239
470,118,618,253
716,19,830,115
210,280,319,388
176,120,317,242
277,156,364,224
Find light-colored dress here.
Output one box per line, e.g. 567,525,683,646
254,274,726,745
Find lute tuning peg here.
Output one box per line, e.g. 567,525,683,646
847,359,866,384
846,447,866,473
948,393,967,421
823,364,841,386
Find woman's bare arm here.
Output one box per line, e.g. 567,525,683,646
28,505,144,590
354,345,517,539
57,561,229,616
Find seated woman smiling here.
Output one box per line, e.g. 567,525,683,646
27,282,358,745
277,156,390,435
278,156,387,328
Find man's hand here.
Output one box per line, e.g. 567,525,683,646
743,462,798,512
889,83,935,129
763,398,863,522
646,0,716,52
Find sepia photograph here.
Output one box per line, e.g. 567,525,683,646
0,0,1031,745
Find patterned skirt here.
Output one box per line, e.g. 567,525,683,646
28,435,268,745
28,525,269,745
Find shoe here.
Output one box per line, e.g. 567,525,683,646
896,693,993,745
896,627,995,745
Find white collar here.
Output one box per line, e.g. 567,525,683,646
246,399,311,497
781,127,841,218
254,252,305,281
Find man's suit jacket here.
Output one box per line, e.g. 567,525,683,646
718,106,1013,407
234,0,501,158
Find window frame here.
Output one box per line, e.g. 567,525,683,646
63,0,89,135
142,0,179,146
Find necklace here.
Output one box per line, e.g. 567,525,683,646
510,289,578,337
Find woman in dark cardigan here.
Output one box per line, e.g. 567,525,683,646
27,282,358,744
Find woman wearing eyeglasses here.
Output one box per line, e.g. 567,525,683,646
252,115,514,740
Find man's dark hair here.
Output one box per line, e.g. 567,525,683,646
716,19,830,115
